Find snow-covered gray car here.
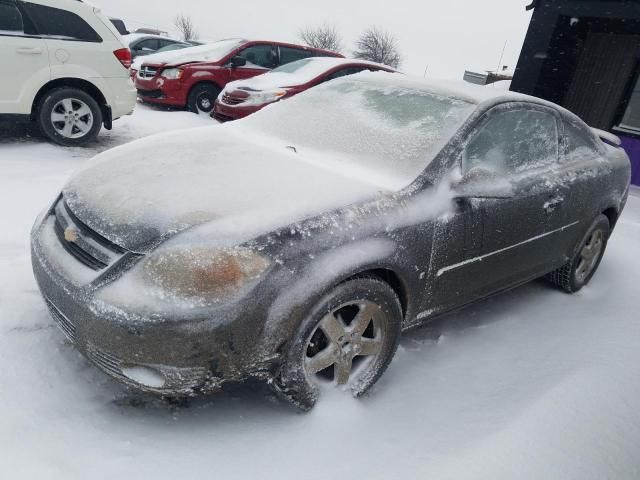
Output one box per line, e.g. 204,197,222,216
31,73,632,410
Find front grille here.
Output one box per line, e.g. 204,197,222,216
221,93,246,105
46,299,77,343
53,199,126,272
138,66,159,79
137,88,164,99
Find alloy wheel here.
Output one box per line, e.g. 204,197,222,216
304,301,386,386
50,98,94,139
575,229,605,283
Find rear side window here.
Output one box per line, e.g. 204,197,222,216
237,44,277,69
0,1,23,34
279,46,312,65
564,121,600,161
464,108,559,174
23,2,102,42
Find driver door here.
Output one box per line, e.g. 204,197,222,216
430,105,565,307
228,43,277,82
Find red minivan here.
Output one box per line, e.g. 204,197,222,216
213,57,396,122
134,39,342,113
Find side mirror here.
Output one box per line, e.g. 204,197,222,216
228,56,247,68
454,167,514,199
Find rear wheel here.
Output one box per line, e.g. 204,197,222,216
547,214,610,293
37,88,102,146
187,83,221,114
275,277,402,411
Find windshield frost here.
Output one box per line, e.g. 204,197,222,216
240,77,476,190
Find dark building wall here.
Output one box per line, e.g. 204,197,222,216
511,0,640,185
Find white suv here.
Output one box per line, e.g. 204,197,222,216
0,0,136,146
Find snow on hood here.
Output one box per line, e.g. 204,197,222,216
139,38,246,67
63,125,390,253
224,57,391,92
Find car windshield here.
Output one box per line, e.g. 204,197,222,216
142,38,246,66
239,75,477,190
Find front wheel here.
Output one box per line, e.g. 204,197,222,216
547,214,610,293
37,88,103,146
187,84,221,114
275,277,403,411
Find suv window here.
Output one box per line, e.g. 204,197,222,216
464,108,559,174
237,44,277,69
279,46,312,65
0,1,23,34
22,2,102,42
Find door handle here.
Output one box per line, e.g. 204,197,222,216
16,47,43,55
544,196,564,214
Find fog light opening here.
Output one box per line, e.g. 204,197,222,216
121,366,167,389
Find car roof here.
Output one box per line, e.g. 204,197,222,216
347,72,562,110
123,33,181,44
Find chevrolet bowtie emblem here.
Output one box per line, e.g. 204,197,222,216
64,227,79,243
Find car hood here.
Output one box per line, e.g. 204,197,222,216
63,125,389,253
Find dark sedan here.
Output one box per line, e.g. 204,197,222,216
31,73,631,410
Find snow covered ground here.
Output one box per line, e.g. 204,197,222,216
1,104,639,479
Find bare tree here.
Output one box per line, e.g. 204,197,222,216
173,14,199,42
299,24,343,53
353,26,402,68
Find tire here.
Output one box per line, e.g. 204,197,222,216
187,83,221,114
546,214,610,293
275,277,403,411
37,87,103,147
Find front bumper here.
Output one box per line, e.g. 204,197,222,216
135,75,186,108
212,100,261,122
30,205,283,396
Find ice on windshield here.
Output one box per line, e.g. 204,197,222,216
239,75,477,190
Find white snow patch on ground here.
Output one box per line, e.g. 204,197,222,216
1,105,640,479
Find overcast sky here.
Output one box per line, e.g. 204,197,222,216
91,0,533,80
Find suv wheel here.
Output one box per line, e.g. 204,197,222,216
546,214,610,293
187,84,221,114
275,277,402,411
38,88,103,146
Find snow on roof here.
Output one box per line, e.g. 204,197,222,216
139,38,247,67
225,57,395,91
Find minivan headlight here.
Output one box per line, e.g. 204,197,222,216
161,68,184,80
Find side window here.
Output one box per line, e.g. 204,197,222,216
279,46,312,65
463,109,559,175
0,1,24,34
22,2,102,42
325,67,367,82
564,121,601,161
135,39,159,52
237,44,278,69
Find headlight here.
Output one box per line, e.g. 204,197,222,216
96,246,271,312
161,68,184,80
142,246,270,298
246,89,287,105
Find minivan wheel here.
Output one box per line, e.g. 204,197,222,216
187,84,221,114
546,214,610,293
38,88,103,146
275,277,402,411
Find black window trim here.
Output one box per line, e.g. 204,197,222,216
12,0,103,44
